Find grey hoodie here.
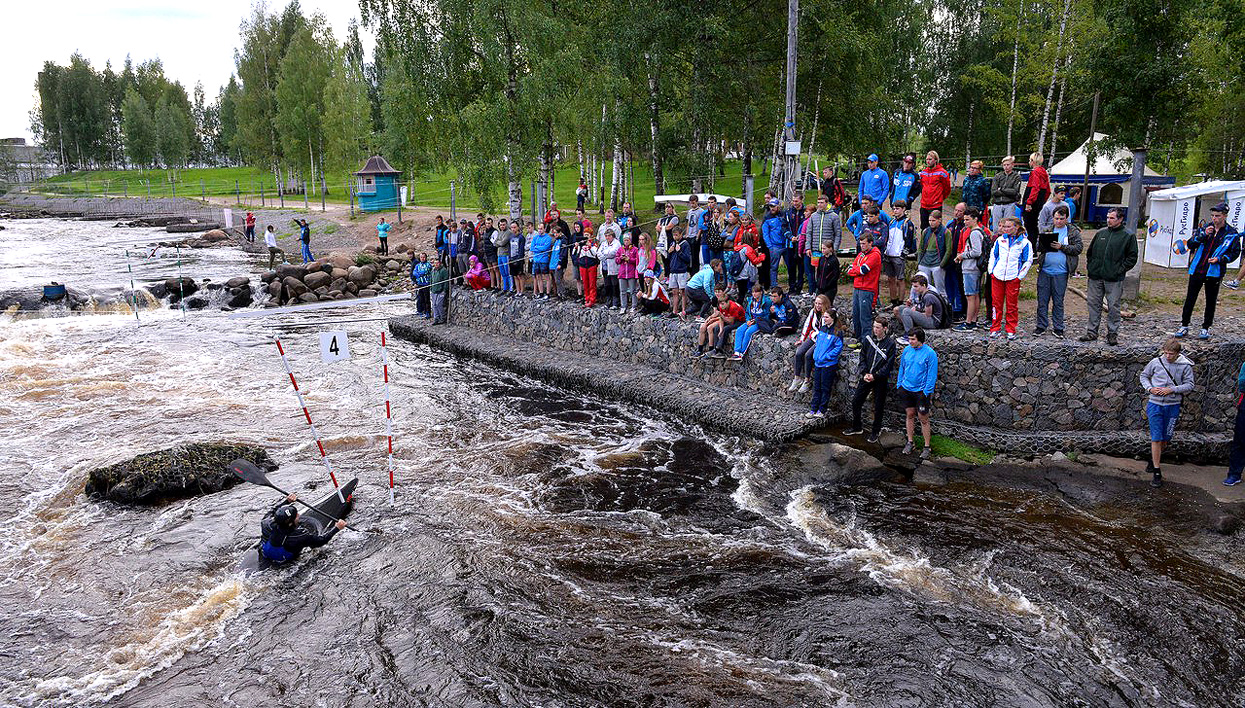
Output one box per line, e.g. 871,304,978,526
1139,353,1195,406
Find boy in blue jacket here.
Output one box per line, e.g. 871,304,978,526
761,201,789,288
807,316,845,418
768,286,801,336
896,327,938,458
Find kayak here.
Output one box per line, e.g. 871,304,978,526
239,478,357,572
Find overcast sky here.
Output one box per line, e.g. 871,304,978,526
0,1,372,141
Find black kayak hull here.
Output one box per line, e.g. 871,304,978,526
239,478,357,573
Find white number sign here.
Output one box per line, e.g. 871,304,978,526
320,330,350,363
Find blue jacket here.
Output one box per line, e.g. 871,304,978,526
770,297,800,329
897,343,938,395
411,261,432,286
548,237,564,267
845,209,892,236
1237,361,1245,409
859,167,890,205
812,328,844,368
962,173,990,211
762,212,789,252
530,233,553,263
891,170,918,207
686,264,717,297
669,238,693,273
1186,224,1241,279
745,294,773,323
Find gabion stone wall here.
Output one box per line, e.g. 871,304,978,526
399,290,1240,463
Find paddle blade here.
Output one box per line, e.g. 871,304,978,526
230,459,274,488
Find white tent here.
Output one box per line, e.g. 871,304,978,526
1144,179,1245,269
1049,133,1164,179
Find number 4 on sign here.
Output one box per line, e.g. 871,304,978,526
320,330,351,363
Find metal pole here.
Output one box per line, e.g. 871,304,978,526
236,179,240,204
348,179,354,218
783,0,799,203
531,180,537,223
303,180,309,211
397,180,403,223
1122,147,1148,301
175,245,187,319
201,179,206,201
1079,90,1100,227
321,175,326,212
124,249,140,323
745,174,755,216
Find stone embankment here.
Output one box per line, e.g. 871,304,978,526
392,290,1241,462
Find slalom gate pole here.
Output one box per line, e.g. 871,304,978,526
274,336,345,502
124,249,140,323
175,245,187,319
381,331,395,504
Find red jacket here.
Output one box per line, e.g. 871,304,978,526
847,246,881,294
919,164,951,210
1024,165,1050,208
734,241,766,265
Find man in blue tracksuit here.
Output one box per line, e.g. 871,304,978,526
785,192,807,292
1174,201,1241,340
761,201,789,289
896,327,938,459
891,153,920,210
858,153,890,207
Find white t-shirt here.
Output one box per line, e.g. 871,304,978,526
264,229,277,248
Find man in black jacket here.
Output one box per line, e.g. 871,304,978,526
844,317,897,443
259,494,346,563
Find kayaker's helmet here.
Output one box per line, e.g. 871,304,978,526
275,504,298,528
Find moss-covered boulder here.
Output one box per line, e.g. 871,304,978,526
85,442,276,505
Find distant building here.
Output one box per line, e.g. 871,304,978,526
353,155,401,213
1,138,57,183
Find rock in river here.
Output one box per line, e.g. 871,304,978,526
84,442,276,505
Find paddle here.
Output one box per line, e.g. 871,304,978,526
230,459,361,532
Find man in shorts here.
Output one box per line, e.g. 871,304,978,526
953,208,985,331
896,327,938,459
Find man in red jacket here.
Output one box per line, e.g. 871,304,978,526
1022,152,1050,247
918,150,951,230
847,233,882,348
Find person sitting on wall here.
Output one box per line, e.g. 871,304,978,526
637,269,670,316
788,295,833,395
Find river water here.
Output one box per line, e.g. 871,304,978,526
2,219,1243,707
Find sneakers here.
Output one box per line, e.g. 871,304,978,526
690,350,705,359
1052,331,1065,339
1106,333,1119,346
920,447,932,460
866,433,880,444
1033,328,1045,337
1078,333,1097,342
843,428,865,436
1173,326,1189,338
902,441,914,455
1006,332,1018,341
1197,328,1211,340
1224,475,1242,486
1226,279,1240,290
812,411,826,419
798,381,810,394
953,322,974,332
729,352,744,362
805,411,818,418
787,378,801,392
1151,470,1163,488
988,330,1001,339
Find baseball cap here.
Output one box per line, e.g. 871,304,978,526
868,153,879,162
1211,201,1229,213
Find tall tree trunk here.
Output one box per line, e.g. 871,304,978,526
645,52,664,196
577,139,584,183
1037,0,1071,154
803,81,823,181
539,143,551,217
499,8,523,221
1049,53,1071,159
965,102,974,169
1006,0,1026,157
610,100,623,210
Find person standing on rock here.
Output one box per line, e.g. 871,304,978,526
1079,207,1136,346
845,317,897,444
411,252,433,318
244,212,256,243
1222,358,1245,486
1139,338,1195,488
430,256,450,324
264,225,283,270
896,327,938,459
376,217,391,256
298,220,313,264
1173,201,1240,341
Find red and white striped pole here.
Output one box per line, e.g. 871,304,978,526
381,331,395,504
274,336,345,503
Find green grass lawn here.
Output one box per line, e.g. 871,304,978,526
37,158,770,217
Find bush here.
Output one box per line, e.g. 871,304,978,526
355,252,376,266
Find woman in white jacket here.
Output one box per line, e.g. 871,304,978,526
597,231,622,309
986,216,1034,340
788,294,832,394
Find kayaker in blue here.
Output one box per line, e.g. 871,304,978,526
858,153,890,207
260,494,345,563
896,327,938,459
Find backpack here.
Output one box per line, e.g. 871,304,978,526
726,248,745,278
704,218,725,250
931,290,952,329
979,231,995,273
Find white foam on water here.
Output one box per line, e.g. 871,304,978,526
16,578,249,708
